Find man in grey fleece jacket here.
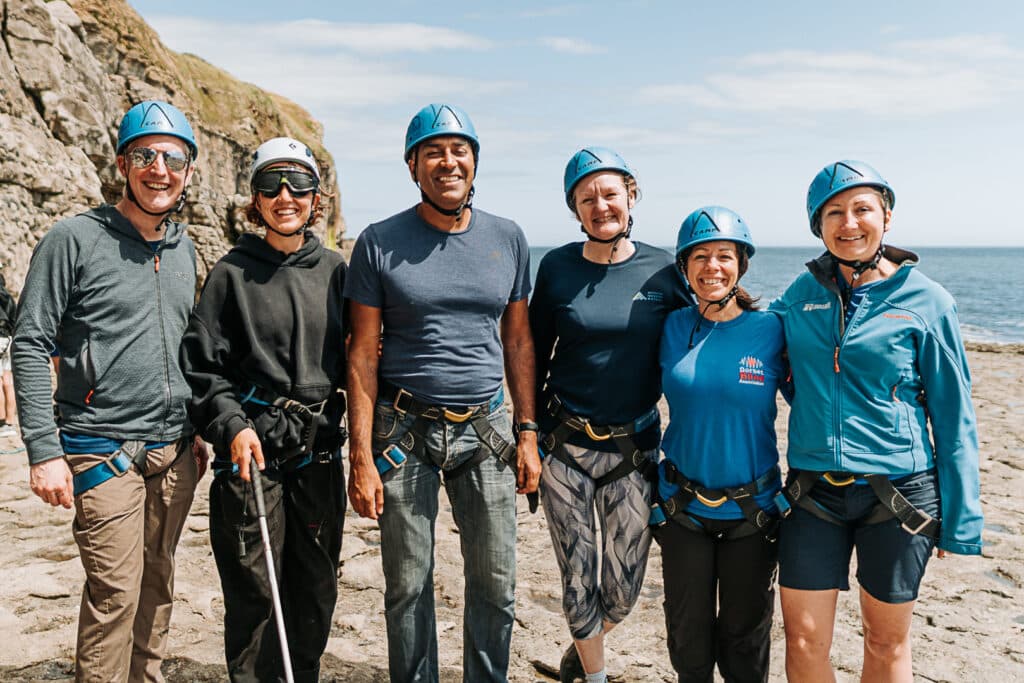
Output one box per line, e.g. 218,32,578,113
12,101,208,683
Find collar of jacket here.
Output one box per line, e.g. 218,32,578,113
85,204,186,247
805,244,919,295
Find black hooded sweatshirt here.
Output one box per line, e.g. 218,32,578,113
180,233,347,462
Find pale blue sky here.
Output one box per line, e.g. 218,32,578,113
128,1,1024,246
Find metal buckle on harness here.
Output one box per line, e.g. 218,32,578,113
823,472,857,487
583,422,612,441
901,511,935,536
695,491,729,508
105,455,131,477
392,388,412,415
443,407,476,423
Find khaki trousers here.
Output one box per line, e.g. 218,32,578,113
68,439,199,682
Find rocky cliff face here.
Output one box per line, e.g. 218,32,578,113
0,0,344,293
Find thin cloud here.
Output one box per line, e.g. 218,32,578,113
149,16,493,54
639,34,1024,117
539,36,605,55
145,16,515,108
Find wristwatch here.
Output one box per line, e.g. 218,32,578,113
515,421,540,433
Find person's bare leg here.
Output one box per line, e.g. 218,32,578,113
859,587,915,683
575,620,616,675
2,371,15,424
781,586,839,683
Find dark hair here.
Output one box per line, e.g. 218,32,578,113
678,244,761,311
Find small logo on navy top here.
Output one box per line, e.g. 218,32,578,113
632,290,664,303
738,355,766,386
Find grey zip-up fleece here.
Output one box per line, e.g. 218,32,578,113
13,205,197,465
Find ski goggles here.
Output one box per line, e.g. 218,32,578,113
126,147,191,173
252,169,319,198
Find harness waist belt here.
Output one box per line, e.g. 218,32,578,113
376,380,513,481
239,384,344,456
542,395,660,488
72,440,147,496
773,469,941,540
656,463,781,541
378,380,501,421
212,449,340,476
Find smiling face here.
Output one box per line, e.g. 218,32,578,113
117,134,193,214
254,162,319,236
819,186,891,263
685,240,742,306
572,171,635,240
408,135,475,209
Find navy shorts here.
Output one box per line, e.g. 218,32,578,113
778,468,939,604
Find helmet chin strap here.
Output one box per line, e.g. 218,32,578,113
420,185,475,221
124,160,191,231
581,215,632,243
686,285,739,349
830,244,884,283
259,204,316,239
582,216,633,264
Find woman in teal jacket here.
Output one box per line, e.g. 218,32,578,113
771,160,982,682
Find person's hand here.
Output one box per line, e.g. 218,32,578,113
348,450,384,519
936,548,948,559
230,428,263,482
192,435,209,480
515,433,541,494
29,458,74,509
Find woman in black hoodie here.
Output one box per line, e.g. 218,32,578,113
181,137,347,683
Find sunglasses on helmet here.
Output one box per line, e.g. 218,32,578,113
252,169,319,198
127,147,191,173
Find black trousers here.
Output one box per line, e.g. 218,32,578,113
654,516,778,683
210,458,346,683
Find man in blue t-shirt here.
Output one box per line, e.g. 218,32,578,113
344,104,541,682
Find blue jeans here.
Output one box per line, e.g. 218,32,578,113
373,391,516,683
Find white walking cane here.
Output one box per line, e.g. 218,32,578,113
250,456,295,683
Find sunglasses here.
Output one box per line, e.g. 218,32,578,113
252,169,319,198
127,147,191,173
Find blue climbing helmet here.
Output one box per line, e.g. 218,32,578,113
116,100,197,156
675,206,756,266
404,103,479,162
563,146,635,209
806,160,895,237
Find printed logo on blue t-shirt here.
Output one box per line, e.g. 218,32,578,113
632,290,664,303
738,355,766,386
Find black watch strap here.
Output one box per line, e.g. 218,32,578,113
516,421,540,433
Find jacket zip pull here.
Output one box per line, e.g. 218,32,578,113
833,346,840,373
154,254,160,273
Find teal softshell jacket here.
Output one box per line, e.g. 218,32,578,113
770,246,983,555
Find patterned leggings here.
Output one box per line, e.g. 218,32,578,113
540,443,654,640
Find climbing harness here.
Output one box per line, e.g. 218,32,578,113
540,394,658,488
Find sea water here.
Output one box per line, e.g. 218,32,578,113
529,246,1024,344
